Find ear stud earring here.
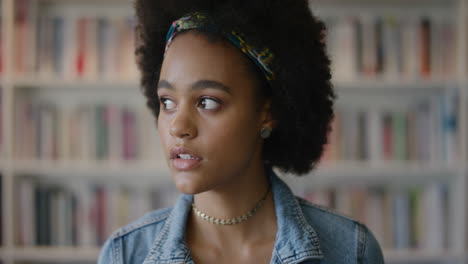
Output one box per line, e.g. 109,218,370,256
260,127,272,139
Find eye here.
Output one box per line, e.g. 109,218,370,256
198,97,221,110
160,97,176,110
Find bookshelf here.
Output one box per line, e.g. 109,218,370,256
0,0,467,263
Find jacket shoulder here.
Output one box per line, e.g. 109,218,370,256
110,207,172,239
296,196,384,263
98,208,172,264
296,196,362,225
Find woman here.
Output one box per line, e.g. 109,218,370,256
99,0,384,263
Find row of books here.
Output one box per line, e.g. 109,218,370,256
14,0,138,80
13,92,458,164
15,176,178,247
15,174,450,250
0,174,2,247
296,183,449,250
0,89,3,157
322,92,458,163
325,14,456,81
0,17,3,75
14,100,162,162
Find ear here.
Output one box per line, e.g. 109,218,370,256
260,99,277,129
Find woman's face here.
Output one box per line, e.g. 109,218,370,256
157,31,271,194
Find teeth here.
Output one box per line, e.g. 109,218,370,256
179,154,196,159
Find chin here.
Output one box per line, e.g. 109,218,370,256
171,171,211,195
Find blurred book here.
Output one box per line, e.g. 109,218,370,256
324,14,456,81
14,99,161,162
15,177,178,247
300,183,449,250
14,0,138,80
321,91,458,164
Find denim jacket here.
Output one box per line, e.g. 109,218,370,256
98,168,385,264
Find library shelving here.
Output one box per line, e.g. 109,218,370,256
0,0,467,263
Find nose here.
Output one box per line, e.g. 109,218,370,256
169,104,197,139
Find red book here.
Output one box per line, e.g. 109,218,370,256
0,20,3,74
420,18,431,77
382,113,393,160
76,18,87,76
14,0,28,74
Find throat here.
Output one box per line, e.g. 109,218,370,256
186,190,277,250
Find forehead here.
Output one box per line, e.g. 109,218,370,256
160,31,256,88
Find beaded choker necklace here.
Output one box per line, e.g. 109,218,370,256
192,186,271,225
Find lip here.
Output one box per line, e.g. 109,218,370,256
170,147,203,171
170,147,203,160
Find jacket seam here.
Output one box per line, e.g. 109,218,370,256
112,237,121,264
112,209,172,239
290,196,323,256
297,197,364,225
274,248,285,264
281,251,324,264
356,223,367,264
183,251,192,264
144,211,174,262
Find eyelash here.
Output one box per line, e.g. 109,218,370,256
158,96,222,111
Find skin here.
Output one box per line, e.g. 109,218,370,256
157,31,277,263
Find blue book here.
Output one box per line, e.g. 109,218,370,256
52,16,65,75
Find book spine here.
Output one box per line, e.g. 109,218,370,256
303,184,449,250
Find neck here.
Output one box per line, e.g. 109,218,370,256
187,164,277,248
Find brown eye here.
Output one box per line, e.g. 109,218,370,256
198,97,221,110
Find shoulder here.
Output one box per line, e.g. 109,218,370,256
296,196,360,225
111,207,172,239
296,197,384,263
98,207,172,264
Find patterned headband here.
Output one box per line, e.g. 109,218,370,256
165,12,276,82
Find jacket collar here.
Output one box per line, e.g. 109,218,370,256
143,168,323,264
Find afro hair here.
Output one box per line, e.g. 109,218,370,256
134,0,335,175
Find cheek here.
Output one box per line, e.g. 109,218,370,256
157,116,171,148
201,110,261,159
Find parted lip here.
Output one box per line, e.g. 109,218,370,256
170,146,203,160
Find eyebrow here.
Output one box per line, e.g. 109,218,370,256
157,80,232,94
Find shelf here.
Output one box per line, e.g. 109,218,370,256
7,247,100,262
311,0,457,11
280,161,465,187
333,79,458,92
11,77,458,92
12,77,139,90
11,160,464,186
312,0,457,4
12,160,171,184
383,249,465,263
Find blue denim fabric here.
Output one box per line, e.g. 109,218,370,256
99,168,385,264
